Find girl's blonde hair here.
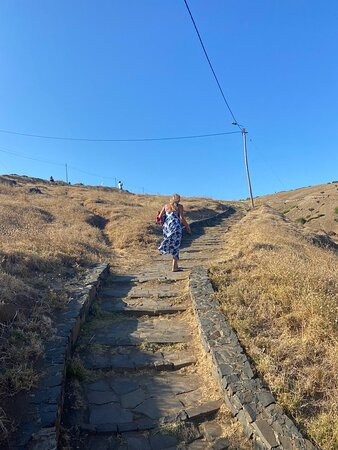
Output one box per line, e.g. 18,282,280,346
170,194,181,211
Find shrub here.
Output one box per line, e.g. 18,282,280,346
295,217,306,224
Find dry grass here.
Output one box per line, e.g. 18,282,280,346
73,187,228,267
256,181,338,243
210,205,338,449
0,175,226,440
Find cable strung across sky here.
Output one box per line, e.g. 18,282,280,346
0,128,241,142
182,0,254,207
0,145,141,189
182,0,243,130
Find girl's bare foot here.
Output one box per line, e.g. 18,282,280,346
172,258,179,272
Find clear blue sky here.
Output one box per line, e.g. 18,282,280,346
0,0,337,199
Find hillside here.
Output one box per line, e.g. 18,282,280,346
0,174,233,441
256,182,338,243
1,175,337,447
210,206,337,449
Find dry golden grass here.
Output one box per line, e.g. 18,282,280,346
0,175,227,440
78,188,228,267
256,182,338,243
210,205,338,449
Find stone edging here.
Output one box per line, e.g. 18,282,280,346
11,263,110,450
189,266,316,450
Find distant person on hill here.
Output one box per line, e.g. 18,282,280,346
157,194,191,272
118,180,123,191
49,176,54,185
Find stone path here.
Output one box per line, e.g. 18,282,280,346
61,209,248,449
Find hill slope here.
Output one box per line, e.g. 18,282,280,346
0,174,233,441
256,182,338,242
210,205,337,449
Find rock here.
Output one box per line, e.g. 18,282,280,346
187,441,208,449
256,391,275,408
186,400,222,421
28,187,43,194
87,389,118,405
201,421,224,442
124,433,151,450
121,388,146,409
89,403,133,425
211,437,230,449
111,379,139,395
252,419,278,448
117,422,139,433
133,397,182,420
84,380,111,392
86,435,120,450
149,432,178,449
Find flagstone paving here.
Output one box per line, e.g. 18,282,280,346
61,209,248,449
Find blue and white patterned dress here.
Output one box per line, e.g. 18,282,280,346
158,210,182,259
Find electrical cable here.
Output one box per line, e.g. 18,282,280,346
0,128,241,142
182,0,242,131
0,144,145,192
0,145,118,183
0,146,64,166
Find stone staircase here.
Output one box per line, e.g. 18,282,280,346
61,208,246,449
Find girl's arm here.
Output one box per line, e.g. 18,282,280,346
158,206,166,219
179,205,191,233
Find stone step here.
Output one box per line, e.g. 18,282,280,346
155,254,209,262
137,271,188,282
98,298,186,316
63,372,222,434
106,274,138,284
180,246,219,252
100,284,182,300
182,238,220,244
179,254,209,261
78,346,196,372
79,316,191,347
107,272,188,284
82,424,202,449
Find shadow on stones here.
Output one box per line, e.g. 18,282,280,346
181,207,236,250
60,270,203,449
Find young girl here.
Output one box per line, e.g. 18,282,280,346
157,194,191,272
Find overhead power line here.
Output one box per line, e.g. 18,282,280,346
0,145,64,166
182,0,254,207
67,165,116,181
0,144,145,192
0,145,115,181
182,0,242,130
0,128,241,142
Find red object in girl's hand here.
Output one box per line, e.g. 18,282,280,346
156,213,163,225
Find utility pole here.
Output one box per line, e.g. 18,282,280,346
65,163,69,184
242,128,254,208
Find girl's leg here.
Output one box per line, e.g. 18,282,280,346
172,257,179,272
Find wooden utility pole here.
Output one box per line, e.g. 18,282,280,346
65,163,69,184
242,128,254,208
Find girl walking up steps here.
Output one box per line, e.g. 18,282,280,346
157,194,191,272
